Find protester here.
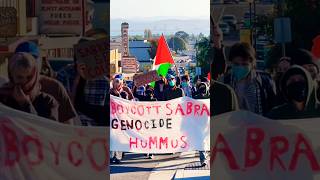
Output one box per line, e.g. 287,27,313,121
110,75,134,100
222,42,276,116
267,65,320,119
164,74,185,100
15,41,77,125
180,74,193,97
273,57,292,106
290,49,320,102
0,53,58,121
210,24,239,116
56,38,109,126
193,82,210,99
154,76,167,101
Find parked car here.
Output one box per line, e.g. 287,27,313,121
219,22,230,35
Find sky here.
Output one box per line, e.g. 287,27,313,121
110,0,209,20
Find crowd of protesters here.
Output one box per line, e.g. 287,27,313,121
109,69,211,165
211,23,320,120
0,38,109,127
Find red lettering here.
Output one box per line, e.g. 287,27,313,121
159,137,168,149
166,103,173,115
175,104,185,116
149,137,157,149
194,104,201,115
171,139,179,148
1,124,20,166
200,104,210,116
245,128,264,168
186,102,192,115
270,136,289,171
110,101,117,114
137,105,144,116
289,134,320,171
211,134,240,170
141,140,148,148
180,136,188,148
49,142,61,165
22,135,44,166
129,137,138,149
153,105,161,114
68,141,83,167
87,138,108,171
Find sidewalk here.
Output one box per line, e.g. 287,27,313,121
148,151,210,180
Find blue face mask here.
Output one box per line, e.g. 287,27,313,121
181,82,188,87
232,65,251,81
169,80,175,87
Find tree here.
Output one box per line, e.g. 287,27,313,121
175,31,189,42
195,37,211,75
144,29,152,39
147,39,158,59
168,36,187,52
129,35,144,41
285,0,320,50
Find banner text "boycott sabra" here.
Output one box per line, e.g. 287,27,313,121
110,100,210,117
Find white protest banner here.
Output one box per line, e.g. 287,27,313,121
211,111,320,180
0,104,108,180
110,95,210,153
74,38,108,80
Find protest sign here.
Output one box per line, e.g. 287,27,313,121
39,0,83,35
0,104,108,180
74,38,108,80
122,56,137,73
133,70,161,87
0,7,17,37
110,95,210,153
211,111,320,180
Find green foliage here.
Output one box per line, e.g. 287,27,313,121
195,37,211,75
285,0,320,49
147,39,158,59
175,31,189,42
168,36,187,52
129,35,144,41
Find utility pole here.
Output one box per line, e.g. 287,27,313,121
278,0,286,56
253,0,257,50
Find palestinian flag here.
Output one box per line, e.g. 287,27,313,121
150,35,175,86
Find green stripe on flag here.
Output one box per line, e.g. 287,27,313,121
149,63,172,88
157,63,171,77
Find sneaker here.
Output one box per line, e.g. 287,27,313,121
114,158,121,164
200,162,206,167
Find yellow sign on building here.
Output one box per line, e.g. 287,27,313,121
240,29,252,45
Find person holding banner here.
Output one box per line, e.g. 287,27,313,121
164,74,185,100
110,74,134,100
154,76,168,101
180,74,193,97
223,42,276,116
15,41,77,125
267,65,320,119
0,53,58,121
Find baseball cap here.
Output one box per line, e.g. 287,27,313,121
114,74,123,80
15,41,40,59
166,74,175,80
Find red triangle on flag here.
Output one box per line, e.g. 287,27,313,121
154,35,175,65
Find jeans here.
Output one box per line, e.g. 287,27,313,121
199,151,208,164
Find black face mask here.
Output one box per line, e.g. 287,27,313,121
287,82,308,102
